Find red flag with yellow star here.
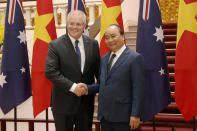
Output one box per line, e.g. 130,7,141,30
175,0,197,121
31,0,57,117
100,0,124,56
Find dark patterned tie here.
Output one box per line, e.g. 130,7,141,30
75,40,81,67
107,54,116,73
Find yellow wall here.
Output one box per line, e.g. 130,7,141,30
0,10,5,45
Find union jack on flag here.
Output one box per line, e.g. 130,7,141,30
8,0,22,24
142,0,160,21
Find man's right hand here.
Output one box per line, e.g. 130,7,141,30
73,83,87,96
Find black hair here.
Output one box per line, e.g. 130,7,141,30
108,24,124,35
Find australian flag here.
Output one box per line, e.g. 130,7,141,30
0,0,31,114
136,0,171,122
67,0,89,35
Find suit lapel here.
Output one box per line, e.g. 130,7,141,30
63,34,82,73
107,48,129,77
82,36,90,74
103,53,111,80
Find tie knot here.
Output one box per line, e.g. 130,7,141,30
107,53,116,73
111,54,116,59
75,40,79,47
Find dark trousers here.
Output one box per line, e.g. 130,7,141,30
101,118,139,131
52,111,89,131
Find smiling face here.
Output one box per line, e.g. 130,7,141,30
66,11,86,39
105,25,124,52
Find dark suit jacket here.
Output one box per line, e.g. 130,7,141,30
88,47,145,122
45,34,100,115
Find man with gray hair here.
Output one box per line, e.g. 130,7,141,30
45,10,100,131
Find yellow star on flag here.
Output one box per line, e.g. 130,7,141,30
100,1,121,39
33,11,54,44
177,1,197,45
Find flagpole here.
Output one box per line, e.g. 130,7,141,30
46,108,49,131
192,116,196,131
14,107,17,131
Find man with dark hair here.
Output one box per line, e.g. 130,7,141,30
88,24,146,131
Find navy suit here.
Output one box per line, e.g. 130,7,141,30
89,46,146,130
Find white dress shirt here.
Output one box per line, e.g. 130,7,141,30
69,35,85,72
68,34,86,92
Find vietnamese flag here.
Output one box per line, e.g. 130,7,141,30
99,0,124,56
31,0,57,117
175,0,197,121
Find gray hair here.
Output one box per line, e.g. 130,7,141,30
67,10,87,25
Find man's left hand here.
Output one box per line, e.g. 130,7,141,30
129,116,140,130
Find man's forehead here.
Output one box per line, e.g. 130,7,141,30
68,16,83,22
105,30,119,35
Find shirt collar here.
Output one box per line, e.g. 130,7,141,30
111,44,126,57
68,34,83,46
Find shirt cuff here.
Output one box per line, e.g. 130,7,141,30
69,83,77,93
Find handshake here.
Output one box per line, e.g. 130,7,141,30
73,83,88,97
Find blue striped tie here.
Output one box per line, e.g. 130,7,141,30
75,40,81,67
